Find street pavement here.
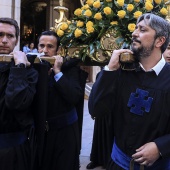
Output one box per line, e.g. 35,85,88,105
79,99,105,170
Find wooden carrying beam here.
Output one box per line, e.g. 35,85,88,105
0,54,56,65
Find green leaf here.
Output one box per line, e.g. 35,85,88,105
89,44,95,54
95,41,101,50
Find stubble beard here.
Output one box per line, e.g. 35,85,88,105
131,42,155,61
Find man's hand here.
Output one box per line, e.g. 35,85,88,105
108,49,133,71
53,55,63,74
132,142,160,167
12,51,30,67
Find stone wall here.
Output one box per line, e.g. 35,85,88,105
0,0,21,50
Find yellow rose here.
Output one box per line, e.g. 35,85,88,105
128,23,136,32
86,21,94,27
154,0,161,4
74,8,82,16
86,26,95,34
117,0,124,7
127,4,134,12
81,4,89,10
160,7,168,16
104,7,112,15
93,0,101,8
133,11,142,19
134,0,140,2
60,23,68,31
74,28,83,38
110,21,118,25
145,2,153,11
145,0,153,2
117,10,126,19
94,12,102,20
67,20,71,25
56,29,64,37
77,21,84,27
86,0,94,6
84,9,92,17
106,0,112,2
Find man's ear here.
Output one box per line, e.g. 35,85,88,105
155,36,166,48
15,39,18,46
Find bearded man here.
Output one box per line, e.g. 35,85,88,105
89,13,170,170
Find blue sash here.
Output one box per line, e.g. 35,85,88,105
111,141,170,170
0,131,27,149
111,141,136,170
47,107,78,130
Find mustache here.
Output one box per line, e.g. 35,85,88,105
132,38,141,44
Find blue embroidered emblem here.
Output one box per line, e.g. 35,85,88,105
127,88,153,116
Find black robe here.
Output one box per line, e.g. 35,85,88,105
89,114,114,168
76,68,88,151
88,73,114,168
89,63,170,169
0,61,38,170
40,59,83,170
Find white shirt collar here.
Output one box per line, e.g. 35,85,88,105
139,56,166,76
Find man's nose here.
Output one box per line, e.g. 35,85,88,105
42,46,48,53
132,29,138,37
2,36,8,43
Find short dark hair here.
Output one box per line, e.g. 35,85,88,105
38,31,60,51
137,13,170,53
0,17,19,40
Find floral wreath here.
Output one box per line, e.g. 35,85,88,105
55,0,168,61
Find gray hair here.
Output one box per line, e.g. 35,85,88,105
137,13,170,53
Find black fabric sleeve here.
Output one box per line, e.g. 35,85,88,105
88,69,119,118
54,66,83,105
154,134,170,158
5,67,38,111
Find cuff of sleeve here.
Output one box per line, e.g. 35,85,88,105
54,72,63,82
154,135,170,158
104,65,115,71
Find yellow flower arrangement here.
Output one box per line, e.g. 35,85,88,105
117,0,125,7
86,21,94,26
127,4,134,12
103,7,112,15
160,7,168,15
60,23,68,31
110,21,118,25
133,11,142,19
57,29,64,37
128,23,136,32
93,0,101,8
155,0,162,4
145,1,154,11
74,28,83,37
94,12,103,20
117,10,126,18
84,9,93,17
77,20,84,27
57,0,168,61
74,8,82,16
86,0,94,6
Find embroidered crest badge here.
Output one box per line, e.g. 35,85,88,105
127,88,153,116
